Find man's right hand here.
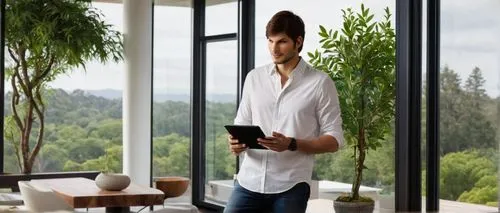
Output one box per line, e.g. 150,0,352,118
228,134,247,156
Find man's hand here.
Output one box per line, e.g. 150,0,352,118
257,131,291,152
227,134,247,156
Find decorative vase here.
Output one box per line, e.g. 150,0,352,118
95,172,131,191
333,200,375,213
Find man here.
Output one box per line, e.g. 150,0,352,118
224,10,344,213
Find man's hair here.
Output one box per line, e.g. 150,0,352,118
266,10,305,52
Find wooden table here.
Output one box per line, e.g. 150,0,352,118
32,177,164,213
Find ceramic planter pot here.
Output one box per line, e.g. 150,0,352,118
95,172,131,191
333,200,375,213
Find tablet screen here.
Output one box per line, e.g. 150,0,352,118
224,125,267,149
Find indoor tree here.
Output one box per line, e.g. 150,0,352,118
309,4,395,208
4,0,123,173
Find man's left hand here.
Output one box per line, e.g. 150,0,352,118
257,131,291,152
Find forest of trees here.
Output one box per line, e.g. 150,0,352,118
2,66,499,206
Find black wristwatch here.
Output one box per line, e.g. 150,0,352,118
288,137,297,151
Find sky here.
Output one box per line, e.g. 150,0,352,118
44,0,500,98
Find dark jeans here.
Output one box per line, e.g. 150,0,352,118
223,181,310,213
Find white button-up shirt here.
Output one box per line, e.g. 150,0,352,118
234,58,344,194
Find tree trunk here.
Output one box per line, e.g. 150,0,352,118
21,101,35,174
352,128,366,200
27,87,46,173
352,76,367,201
10,48,46,174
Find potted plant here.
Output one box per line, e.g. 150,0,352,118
4,0,123,174
308,4,395,213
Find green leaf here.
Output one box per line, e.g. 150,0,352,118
307,52,315,59
366,14,375,24
320,25,327,35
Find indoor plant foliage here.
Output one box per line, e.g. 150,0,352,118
4,0,123,174
308,4,395,207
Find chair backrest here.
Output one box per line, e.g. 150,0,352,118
18,181,73,212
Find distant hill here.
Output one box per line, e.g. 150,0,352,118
85,89,121,99
85,89,235,103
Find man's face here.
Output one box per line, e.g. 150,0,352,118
267,33,302,64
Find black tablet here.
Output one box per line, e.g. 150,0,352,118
224,125,267,149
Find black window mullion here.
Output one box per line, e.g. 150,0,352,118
0,0,5,174
203,33,237,42
395,0,423,211
150,0,155,191
426,0,440,211
191,0,205,207
239,0,255,92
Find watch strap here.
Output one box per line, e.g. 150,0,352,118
288,137,297,151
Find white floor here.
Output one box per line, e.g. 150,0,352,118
1,198,498,213
306,199,499,213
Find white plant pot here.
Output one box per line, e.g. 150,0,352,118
95,172,131,191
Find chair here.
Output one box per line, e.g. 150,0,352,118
152,177,198,213
18,181,73,212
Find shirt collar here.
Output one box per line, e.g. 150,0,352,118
267,57,307,78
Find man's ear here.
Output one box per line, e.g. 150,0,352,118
296,36,304,49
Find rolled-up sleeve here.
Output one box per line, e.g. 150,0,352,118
234,73,253,125
316,77,344,147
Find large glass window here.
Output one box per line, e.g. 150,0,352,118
3,2,124,174
255,0,396,211
203,40,238,204
152,0,193,204
438,0,500,211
